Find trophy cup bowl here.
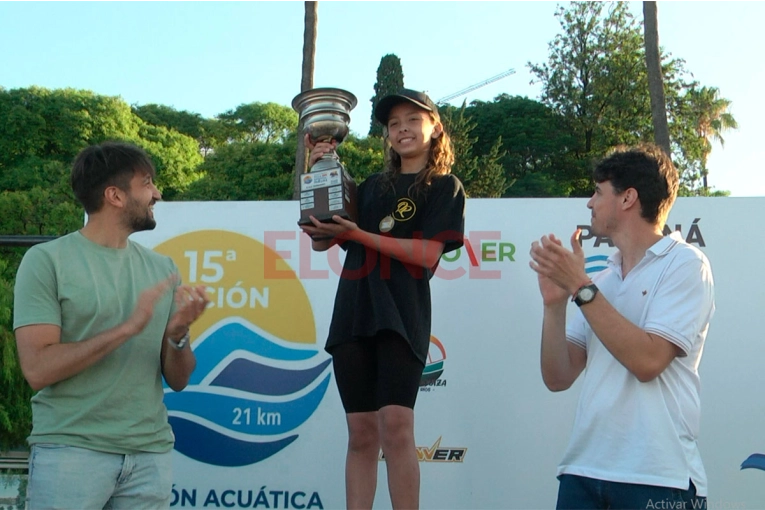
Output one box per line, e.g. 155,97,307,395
292,88,359,228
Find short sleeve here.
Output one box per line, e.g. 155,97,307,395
421,174,466,254
13,246,61,330
566,306,588,350
167,257,183,318
339,174,378,252
642,256,714,356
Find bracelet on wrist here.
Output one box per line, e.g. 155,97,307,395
167,331,190,350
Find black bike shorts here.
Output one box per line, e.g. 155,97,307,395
330,330,425,413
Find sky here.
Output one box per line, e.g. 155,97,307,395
1,1,763,196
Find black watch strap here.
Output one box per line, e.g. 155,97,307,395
574,283,599,307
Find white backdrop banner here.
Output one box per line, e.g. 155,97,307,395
131,198,765,510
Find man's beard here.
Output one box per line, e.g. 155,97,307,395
130,213,156,232
126,199,156,232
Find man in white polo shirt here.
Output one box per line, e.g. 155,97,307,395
529,144,714,510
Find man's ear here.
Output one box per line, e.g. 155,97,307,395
622,188,639,210
103,186,126,209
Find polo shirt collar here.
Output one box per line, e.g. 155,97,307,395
606,231,683,270
648,231,683,257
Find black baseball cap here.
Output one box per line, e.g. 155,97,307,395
374,88,439,125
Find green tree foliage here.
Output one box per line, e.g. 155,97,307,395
132,104,226,157
528,1,735,196
0,188,81,238
529,2,657,153
466,94,589,197
0,87,205,200
0,87,206,449
0,259,33,452
337,135,384,183
369,54,405,137
218,102,298,144
0,87,138,166
440,102,507,198
0,158,69,196
138,124,203,200
181,141,297,201
182,136,384,202
672,86,738,192
132,104,205,139
0,187,88,451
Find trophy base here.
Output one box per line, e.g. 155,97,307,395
298,165,358,227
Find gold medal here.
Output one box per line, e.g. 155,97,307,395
379,215,395,233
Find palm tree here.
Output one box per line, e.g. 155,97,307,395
292,1,318,199
686,86,738,190
643,1,671,156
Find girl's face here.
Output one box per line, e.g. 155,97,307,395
386,103,442,160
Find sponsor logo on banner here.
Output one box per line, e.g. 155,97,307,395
579,217,707,275
155,231,330,467
420,335,447,391
379,437,468,463
585,255,609,275
578,218,706,249
170,485,325,509
438,234,516,267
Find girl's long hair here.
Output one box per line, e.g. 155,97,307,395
379,112,455,197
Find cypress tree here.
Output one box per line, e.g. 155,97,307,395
369,54,405,137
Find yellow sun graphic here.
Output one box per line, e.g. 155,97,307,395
154,230,315,345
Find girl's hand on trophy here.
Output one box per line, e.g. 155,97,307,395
299,223,327,238
299,224,335,250
307,215,359,240
305,134,338,167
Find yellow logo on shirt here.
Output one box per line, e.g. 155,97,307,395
394,198,416,221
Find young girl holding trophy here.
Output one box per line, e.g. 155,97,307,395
300,89,465,509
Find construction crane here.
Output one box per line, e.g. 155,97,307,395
436,68,516,105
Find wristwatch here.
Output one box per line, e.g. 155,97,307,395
167,331,190,350
573,283,599,307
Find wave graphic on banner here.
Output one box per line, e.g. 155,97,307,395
585,255,609,274
741,453,765,471
164,320,332,467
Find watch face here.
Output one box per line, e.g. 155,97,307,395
579,287,595,301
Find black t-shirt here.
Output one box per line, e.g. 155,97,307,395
326,171,466,363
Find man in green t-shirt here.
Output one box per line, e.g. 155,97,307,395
13,142,210,510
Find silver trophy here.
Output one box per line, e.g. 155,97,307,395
292,88,358,227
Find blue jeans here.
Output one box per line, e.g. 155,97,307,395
557,474,707,510
27,443,173,510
